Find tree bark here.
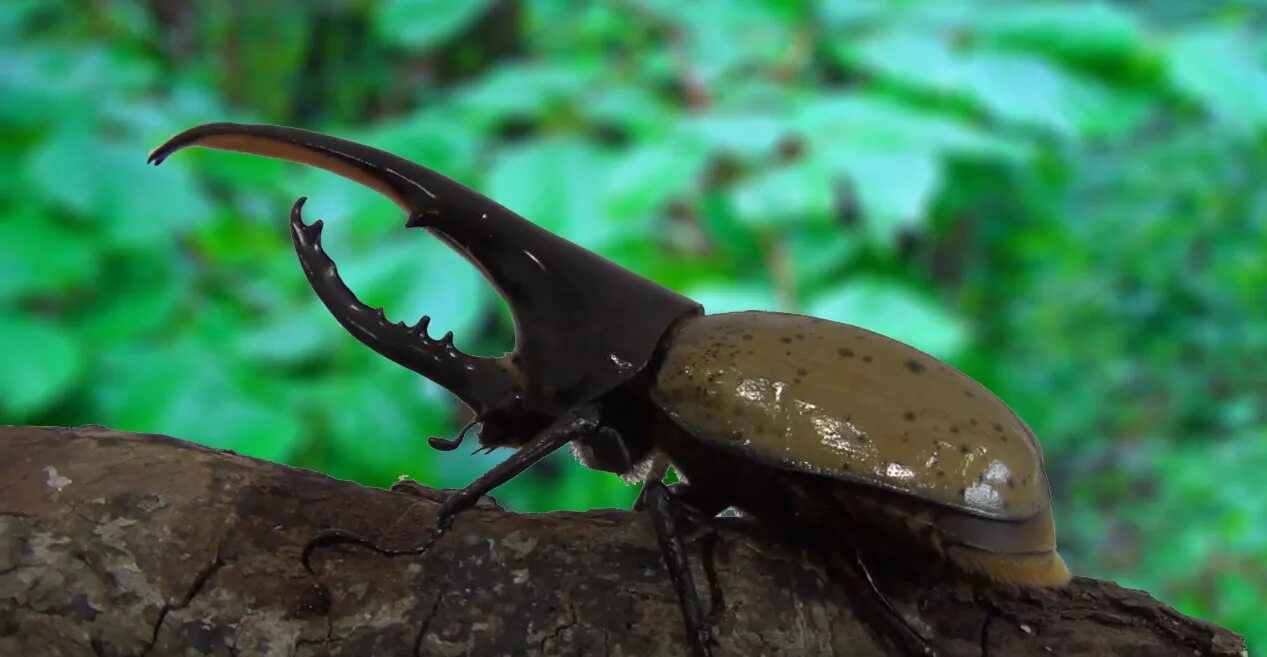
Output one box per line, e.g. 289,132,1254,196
0,425,1246,657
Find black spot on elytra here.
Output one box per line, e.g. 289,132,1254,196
958,486,966,496
950,426,960,434
904,359,926,373
793,378,802,384
969,418,979,427
742,334,753,340
963,389,975,397
780,337,792,344
862,356,873,363
794,333,806,340
838,348,855,358
936,470,945,477
960,444,971,454
796,368,807,376
993,423,1003,432
903,411,916,421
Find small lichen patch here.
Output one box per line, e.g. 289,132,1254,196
501,531,539,557
43,466,71,492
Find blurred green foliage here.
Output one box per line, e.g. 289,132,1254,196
2,0,1265,647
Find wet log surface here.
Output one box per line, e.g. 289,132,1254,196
0,425,1247,656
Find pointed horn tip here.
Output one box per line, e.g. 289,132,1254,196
290,197,324,233
147,125,217,167
427,436,462,452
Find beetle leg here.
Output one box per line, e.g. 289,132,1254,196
303,407,601,573
643,480,716,657
631,455,670,511
832,549,940,657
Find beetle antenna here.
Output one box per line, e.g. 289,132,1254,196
428,415,482,452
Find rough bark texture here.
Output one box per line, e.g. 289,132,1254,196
0,425,1247,657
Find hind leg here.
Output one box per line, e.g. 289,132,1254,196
642,480,730,657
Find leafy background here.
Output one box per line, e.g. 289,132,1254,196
2,0,1265,648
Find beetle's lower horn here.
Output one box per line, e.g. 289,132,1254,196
288,198,519,414
427,415,482,452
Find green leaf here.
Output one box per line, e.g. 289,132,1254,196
25,129,213,246
78,257,187,345
787,227,860,289
849,29,965,93
806,281,967,358
373,0,495,50
961,52,1148,139
811,145,942,238
678,114,787,160
234,302,339,365
486,138,620,249
94,344,303,461
730,161,833,229
581,85,675,139
0,314,84,417
604,139,710,221
0,210,99,300
0,45,156,125
1167,29,1267,134
451,62,596,126
683,281,781,314
318,369,451,480
793,93,1030,161
640,0,792,80
976,3,1145,64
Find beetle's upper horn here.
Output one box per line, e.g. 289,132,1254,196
151,123,701,412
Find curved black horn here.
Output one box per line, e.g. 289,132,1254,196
151,123,702,413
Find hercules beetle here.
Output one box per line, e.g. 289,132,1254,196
150,123,1070,657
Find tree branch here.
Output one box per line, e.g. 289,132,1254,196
0,426,1246,656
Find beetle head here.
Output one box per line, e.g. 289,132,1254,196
150,123,702,447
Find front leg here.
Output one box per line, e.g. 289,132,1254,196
643,480,730,657
303,407,601,572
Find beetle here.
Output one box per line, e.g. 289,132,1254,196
150,123,1070,657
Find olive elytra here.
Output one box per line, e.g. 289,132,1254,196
149,123,1069,657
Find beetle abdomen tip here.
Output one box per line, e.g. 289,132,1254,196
947,546,1072,588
